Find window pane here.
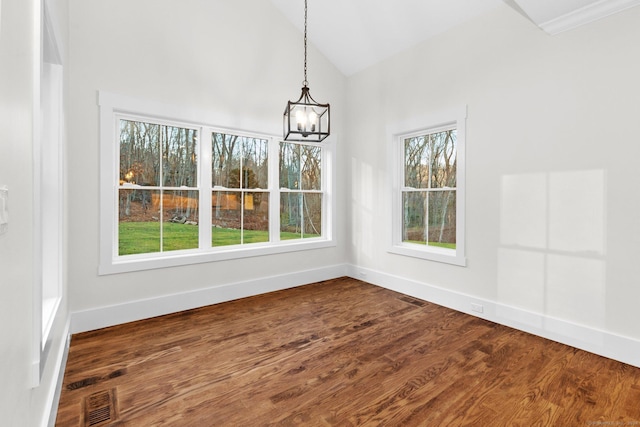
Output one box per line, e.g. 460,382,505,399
212,133,241,188
119,189,160,255
303,193,322,236
212,190,241,246
301,145,321,190
402,191,426,244
211,190,269,246
402,190,456,249
404,136,430,189
163,126,198,187
280,192,322,240
243,192,269,243
279,142,300,190
241,137,268,189
162,190,199,251
427,191,456,248
430,130,456,189
404,129,456,190
280,192,301,240
120,120,160,186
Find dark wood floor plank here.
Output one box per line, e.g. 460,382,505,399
55,277,640,426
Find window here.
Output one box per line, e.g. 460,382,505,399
118,119,199,255
279,142,323,240
99,92,335,274
212,132,269,246
390,107,466,266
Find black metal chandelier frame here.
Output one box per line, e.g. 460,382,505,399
283,0,330,142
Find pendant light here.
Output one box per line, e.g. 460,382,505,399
283,0,330,142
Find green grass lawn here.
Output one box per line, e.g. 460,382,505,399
405,240,456,250
119,222,318,255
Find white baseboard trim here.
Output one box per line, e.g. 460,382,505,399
348,265,640,369
70,264,349,334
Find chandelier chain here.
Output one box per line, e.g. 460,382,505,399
303,0,308,87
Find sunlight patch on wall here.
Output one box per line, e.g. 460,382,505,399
351,157,375,262
497,169,606,332
549,170,605,254
497,248,545,319
546,254,606,328
500,172,547,249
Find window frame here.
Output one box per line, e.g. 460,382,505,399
388,106,467,267
99,91,335,275
116,115,202,255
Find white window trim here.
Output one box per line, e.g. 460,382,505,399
388,106,467,267
32,0,65,387
98,91,335,275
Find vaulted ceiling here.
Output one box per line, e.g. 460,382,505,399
269,0,640,76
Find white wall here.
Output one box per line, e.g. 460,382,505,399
347,3,640,356
0,0,69,426
0,1,37,423
66,0,347,322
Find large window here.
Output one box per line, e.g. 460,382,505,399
390,108,466,266
99,92,334,274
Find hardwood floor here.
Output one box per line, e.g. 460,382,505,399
55,277,640,426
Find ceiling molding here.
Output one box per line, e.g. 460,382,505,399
515,0,640,35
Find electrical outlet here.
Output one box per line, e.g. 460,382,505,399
471,303,484,313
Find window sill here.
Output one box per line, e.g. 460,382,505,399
99,238,336,275
388,244,466,267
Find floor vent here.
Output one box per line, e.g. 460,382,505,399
84,389,117,426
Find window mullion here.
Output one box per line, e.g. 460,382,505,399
159,124,165,252
269,137,280,243
200,127,213,249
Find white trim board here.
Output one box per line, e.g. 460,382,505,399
70,264,349,334
348,265,640,369
43,319,70,427
519,0,640,35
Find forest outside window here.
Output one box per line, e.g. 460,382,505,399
99,91,335,274
390,108,466,266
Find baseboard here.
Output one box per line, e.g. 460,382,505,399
348,265,640,369
70,264,349,334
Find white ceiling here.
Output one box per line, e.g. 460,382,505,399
269,0,640,76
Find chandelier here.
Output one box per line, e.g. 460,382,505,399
283,0,330,142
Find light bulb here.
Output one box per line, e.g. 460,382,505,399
296,110,307,132
308,111,318,132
